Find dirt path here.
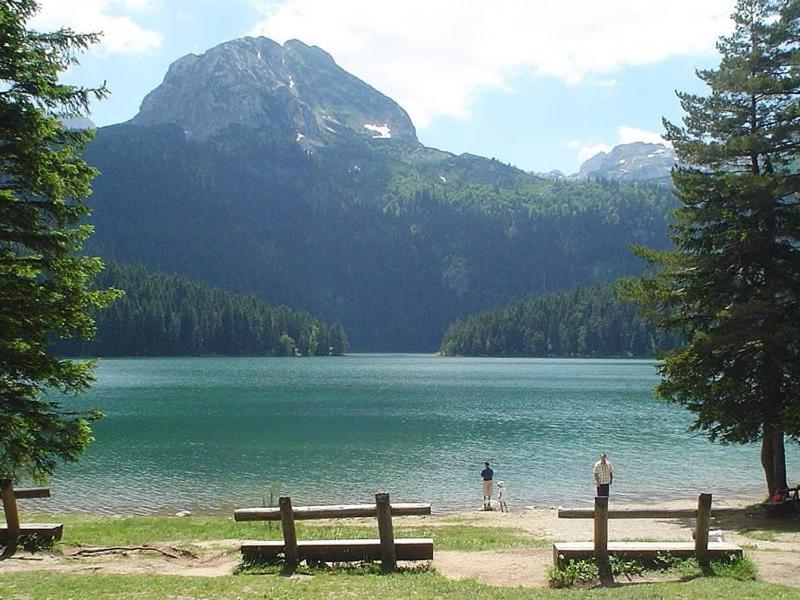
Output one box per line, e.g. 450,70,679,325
428,500,800,589
0,548,239,578
433,548,552,588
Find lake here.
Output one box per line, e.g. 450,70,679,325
31,355,797,514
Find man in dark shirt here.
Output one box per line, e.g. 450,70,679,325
481,462,494,510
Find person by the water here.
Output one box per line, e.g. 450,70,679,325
497,480,508,513
481,461,494,509
593,452,613,497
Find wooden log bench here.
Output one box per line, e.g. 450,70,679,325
1,478,63,556
553,493,742,567
234,492,433,572
764,485,800,516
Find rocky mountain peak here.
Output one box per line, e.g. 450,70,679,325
575,142,676,183
131,36,418,146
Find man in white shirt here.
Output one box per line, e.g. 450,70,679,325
593,452,613,497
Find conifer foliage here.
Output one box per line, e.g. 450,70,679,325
56,262,348,357
625,0,800,497
0,1,118,480
439,285,680,358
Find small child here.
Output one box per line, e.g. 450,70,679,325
497,481,508,513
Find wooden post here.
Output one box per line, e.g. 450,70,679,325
0,478,21,556
279,496,299,572
375,492,396,572
593,496,608,562
695,493,712,564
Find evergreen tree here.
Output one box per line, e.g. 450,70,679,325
439,284,680,358
0,1,117,481
624,0,800,498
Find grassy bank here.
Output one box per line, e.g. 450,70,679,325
2,513,797,599
1,571,797,599
28,513,541,551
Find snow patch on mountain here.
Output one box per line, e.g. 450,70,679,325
364,123,391,139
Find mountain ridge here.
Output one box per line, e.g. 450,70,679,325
83,35,676,351
574,142,675,182
132,36,418,146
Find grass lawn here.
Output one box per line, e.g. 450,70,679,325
1,513,797,599
1,571,799,599
26,512,542,551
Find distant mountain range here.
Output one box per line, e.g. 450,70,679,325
575,142,676,182
537,142,676,183
82,36,675,351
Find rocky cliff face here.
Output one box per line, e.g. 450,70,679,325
575,142,676,182
131,37,418,146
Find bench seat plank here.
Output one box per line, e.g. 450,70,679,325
0,523,63,543
12,488,51,500
553,541,742,566
235,503,431,522
241,537,434,562
557,508,742,519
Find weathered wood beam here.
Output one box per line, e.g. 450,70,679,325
695,493,712,564
376,492,396,572
235,502,431,522
13,488,50,500
594,496,608,562
0,523,63,544
279,496,298,573
557,507,739,519
553,541,742,567
240,538,434,563
0,479,20,556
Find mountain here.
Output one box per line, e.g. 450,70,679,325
82,36,676,352
132,37,417,146
574,142,676,182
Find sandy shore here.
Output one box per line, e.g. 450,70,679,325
388,495,786,546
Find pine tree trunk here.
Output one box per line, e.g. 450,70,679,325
761,425,788,498
761,431,775,497
773,429,788,494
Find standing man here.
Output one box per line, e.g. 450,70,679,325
481,461,494,510
593,452,613,497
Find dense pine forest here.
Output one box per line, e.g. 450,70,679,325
84,123,676,350
439,285,681,357
56,262,347,357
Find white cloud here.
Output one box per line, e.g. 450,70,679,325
577,143,613,162
617,125,666,145
570,125,670,164
249,0,734,127
33,0,162,54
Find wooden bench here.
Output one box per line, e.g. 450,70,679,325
235,492,433,572
764,485,800,516
784,485,800,501
1,478,63,556
553,493,742,567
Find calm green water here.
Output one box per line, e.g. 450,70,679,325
30,355,797,514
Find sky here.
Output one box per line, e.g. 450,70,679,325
33,0,736,173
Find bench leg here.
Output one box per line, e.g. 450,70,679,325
0,479,20,558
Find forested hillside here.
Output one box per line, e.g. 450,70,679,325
57,262,346,357
439,285,681,357
85,123,674,351
81,36,677,351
